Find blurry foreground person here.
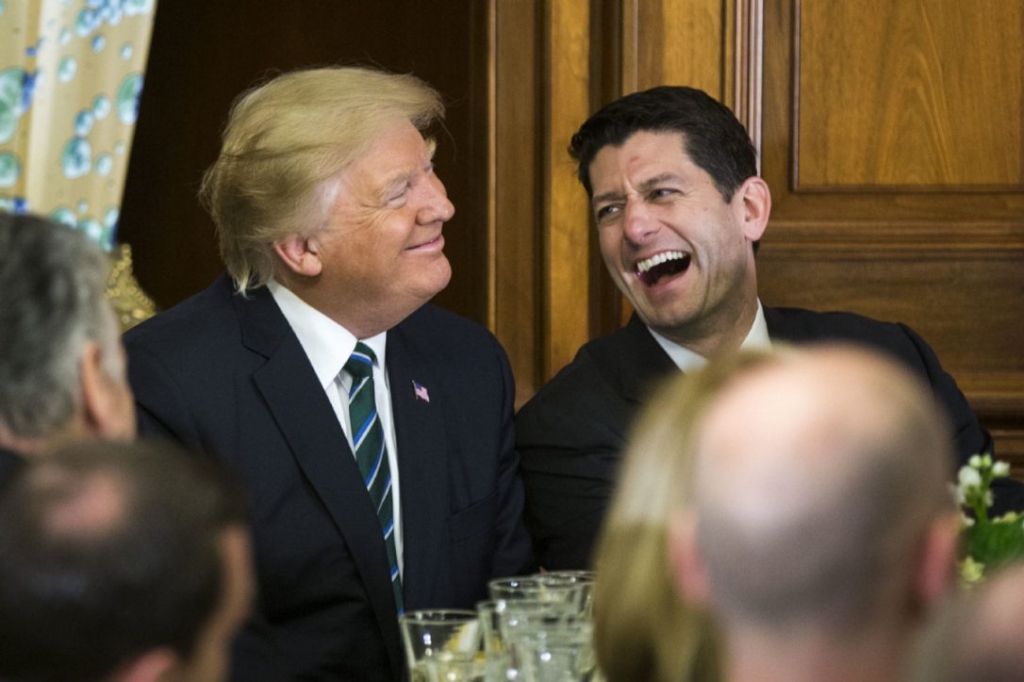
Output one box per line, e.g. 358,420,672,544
911,561,1024,682
670,345,961,682
0,439,253,682
0,212,135,476
593,351,777,682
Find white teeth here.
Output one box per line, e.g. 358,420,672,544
636,251,687,274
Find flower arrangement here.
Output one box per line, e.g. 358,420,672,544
956,454,1024,585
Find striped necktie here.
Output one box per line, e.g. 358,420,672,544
344,342,403,613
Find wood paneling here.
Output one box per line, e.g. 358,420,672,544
758,0,1024,465
489,0,593,401
492,0,543,400
543,1,592,380
795,0,1023,190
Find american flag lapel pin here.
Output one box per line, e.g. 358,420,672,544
411,380,430,403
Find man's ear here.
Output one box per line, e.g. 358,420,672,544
735,176,771,243
914,511,961,608
80,341,133,441
273,235,323,277
114,647,178,682
668,509,712,609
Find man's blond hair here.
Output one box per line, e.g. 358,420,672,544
200,66,444,294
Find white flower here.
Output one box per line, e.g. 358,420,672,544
959,466,983,490
969,454,984,469
993,461,1011,478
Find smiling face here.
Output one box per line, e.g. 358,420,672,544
283,119,455,337
589,130,769,355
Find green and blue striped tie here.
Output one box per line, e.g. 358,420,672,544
345,342,403,613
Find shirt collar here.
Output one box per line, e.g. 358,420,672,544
267,279,388,387
648,300,772,373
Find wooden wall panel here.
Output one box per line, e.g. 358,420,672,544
543,1,592,379
489,0,593,403
625,0,726,97
492,0,543,401
759,0,1024,465
796,0,1023,189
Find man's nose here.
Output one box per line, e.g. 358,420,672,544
419,175,455,223
622,199,657,244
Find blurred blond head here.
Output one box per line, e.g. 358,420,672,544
593,350,776,682
200,66,444,294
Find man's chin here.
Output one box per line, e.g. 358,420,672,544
416,261,453,302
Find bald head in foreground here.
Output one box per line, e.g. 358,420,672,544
671,345,961,682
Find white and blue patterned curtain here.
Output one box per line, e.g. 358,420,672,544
0,0,157,252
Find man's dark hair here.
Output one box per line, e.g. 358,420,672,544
568,85,758,201
0,439,249,682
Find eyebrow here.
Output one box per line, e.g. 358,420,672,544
375,138,439,202
378,169,416,199
592,172,684,207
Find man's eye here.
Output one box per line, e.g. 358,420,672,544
595,205,620,221
386,185,410,205
650,188,676,200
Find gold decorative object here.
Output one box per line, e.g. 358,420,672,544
106,242,157,332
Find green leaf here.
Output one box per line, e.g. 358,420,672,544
965,520,1024,571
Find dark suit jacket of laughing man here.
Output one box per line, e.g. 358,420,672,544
124,67,533,681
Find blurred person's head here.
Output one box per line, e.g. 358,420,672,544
0,439,254,682
0,213,135,454
202,66,454,338
911,561,1024,682
569,86,769,357
593,350,776,682
671,345,960,681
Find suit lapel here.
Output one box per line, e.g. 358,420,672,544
591,313,678,403
237,288,404,677
385,323,448,608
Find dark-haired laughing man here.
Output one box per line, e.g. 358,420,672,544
514,85,1015,570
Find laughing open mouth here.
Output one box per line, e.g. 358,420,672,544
636,251,691,286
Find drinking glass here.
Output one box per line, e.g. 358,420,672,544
518,616,596,682
400,609,483,682
488,576,590,615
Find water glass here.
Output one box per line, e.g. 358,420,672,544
400,609,483,682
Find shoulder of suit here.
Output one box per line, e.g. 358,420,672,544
518,319,656,414
765,305,906,339
400,303,499,345
122,275,248,354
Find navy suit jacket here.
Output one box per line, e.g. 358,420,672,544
516,307,1007,570
124,275,534,681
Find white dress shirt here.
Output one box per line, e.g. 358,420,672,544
648,300,773,372
268,279,404,575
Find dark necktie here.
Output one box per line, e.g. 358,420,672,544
344,342,403,613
